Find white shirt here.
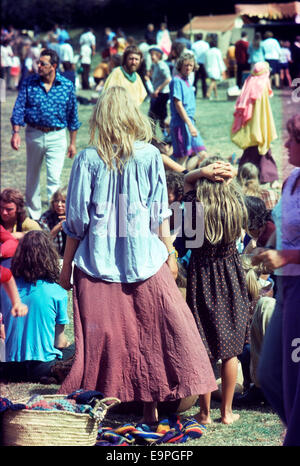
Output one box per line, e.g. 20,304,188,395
192,40,209,64
1,44,13,67
279,47,291,64
79,31,96,48
262,38,281,60
80,44,92,65
60,43,74,63
205,47,225,80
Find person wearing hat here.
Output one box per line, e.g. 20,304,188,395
145,46,171,135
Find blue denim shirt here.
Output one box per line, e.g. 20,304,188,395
10,72,81,131
63,143,171,283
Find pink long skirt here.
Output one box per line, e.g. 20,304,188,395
59,264,217,402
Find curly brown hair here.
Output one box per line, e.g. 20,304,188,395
166,171,185,202
11,230,61,284
0,188,27,231
122,45,143,66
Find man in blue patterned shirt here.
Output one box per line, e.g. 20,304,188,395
10,48,81,220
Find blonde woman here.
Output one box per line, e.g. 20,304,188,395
184,156,251,425
58,86,217,425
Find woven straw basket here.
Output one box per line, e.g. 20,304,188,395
2,395,120,446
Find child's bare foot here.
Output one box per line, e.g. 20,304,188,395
194,411,212,425
221,412,240,425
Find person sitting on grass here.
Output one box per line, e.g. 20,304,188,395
237,162,279,210
0,188,41,240
39,187,67,258
0,230,70,383
243,195,276,254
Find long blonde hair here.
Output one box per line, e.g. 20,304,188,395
196,156,248,245
89,86,153,171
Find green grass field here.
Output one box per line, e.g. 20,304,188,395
1,67,298,446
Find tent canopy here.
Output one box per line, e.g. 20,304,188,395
235,2,300,20
182,14,239,33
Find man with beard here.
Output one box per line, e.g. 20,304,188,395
10,48,80,220
103,45,147,106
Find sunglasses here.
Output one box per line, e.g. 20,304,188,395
38,61,52,67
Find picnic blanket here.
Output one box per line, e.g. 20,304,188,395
96,415,206,446
0,390,205,446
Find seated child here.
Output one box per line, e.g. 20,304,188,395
236,254,275,402
243,195,276,254
238,162,280,210
0,230,69,382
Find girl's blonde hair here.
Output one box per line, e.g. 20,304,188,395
196,156,248,245
237,162,262,197
89,86,153,172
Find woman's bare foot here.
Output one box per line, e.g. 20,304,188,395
221,412,240,425
194,410,212,425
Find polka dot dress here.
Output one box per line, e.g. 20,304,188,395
184,190,251,361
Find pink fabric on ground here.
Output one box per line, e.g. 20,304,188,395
59,263,217,402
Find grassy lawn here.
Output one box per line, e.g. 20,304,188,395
1,69,298,446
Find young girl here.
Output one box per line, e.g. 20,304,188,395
243,195,275,254
237,162,279,210
184,156,251,424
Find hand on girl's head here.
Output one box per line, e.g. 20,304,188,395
206,162,235,182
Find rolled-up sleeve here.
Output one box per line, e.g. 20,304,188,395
55,291,69,325
63,151,93,240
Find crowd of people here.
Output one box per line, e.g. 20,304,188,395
0,21,300,446
1,24,300,95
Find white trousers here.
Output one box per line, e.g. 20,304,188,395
25,126,67,220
